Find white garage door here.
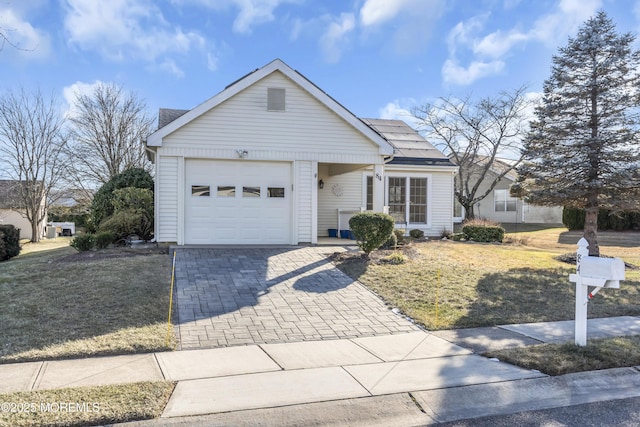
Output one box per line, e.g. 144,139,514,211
185,159,292,244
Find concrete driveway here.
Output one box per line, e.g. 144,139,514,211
173,246,418,350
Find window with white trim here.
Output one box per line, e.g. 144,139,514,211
494,189,517,212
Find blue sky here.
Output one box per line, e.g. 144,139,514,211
1,0,639,124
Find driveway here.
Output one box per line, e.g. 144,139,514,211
173,246,418,350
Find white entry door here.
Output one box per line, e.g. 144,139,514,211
184,159,292,244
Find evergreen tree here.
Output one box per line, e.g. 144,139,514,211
515,11,640,256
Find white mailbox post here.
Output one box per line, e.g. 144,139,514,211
569,238,626,346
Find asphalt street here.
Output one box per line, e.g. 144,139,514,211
437,396,640,427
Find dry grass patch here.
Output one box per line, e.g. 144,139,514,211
486,336,640,376
0,241,176,363
334,233,640,330
0,381,174,427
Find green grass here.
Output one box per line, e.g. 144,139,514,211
486,336,640,376
0,381,174,427
0,240,176,363
335,230,640,330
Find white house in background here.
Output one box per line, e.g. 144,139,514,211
453,157,563,224
0,180,47,241
144,59,457,245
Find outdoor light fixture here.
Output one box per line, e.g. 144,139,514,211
318,179,324,189
236,149,248,158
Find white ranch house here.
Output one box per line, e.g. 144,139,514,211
145,59,457,245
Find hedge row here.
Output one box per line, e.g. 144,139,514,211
461,224,505,243
563,207,640,231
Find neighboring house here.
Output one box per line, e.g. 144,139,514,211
0,180,47,241
453,157,563,224
144,59,457,245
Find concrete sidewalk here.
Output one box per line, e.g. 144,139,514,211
1,316,640,426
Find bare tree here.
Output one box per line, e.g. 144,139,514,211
413,86,531,220
0,89,68,242
67,83,154,187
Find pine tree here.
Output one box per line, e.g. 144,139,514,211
515,11,640,256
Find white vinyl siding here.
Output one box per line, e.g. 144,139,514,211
317,164,364,236
157,156,179,242
296,161,313,243
161,72,382,164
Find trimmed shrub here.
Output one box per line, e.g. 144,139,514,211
70,234,96,252
450,232,465,241
393,228,405,244
98,210,147,242
462,224,505,243
349,212,395,255
0,224,21,261
409,229,425,239
95,231,114,249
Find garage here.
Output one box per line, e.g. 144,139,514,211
185,159,292,244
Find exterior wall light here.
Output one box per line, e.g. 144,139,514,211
318,179,324,189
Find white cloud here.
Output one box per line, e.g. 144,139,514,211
442,58,505,86
442,0,602,85
378,98,425,129
63,0,206,71
319,13,355,63
360,0,410,27
174,0,300,34
0,7,51,59
473,29,528,59
158,59,185,78
359,0,445,55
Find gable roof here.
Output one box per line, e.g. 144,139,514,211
146,59,393,155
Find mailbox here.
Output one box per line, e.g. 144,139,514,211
576,256,626,288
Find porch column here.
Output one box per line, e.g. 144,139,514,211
372,163,385,212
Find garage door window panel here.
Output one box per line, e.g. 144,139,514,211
243,186,261,198
191,185,210,197
217,186,236,197
268,187,285,198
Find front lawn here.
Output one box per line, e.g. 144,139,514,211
0,239,176,363
334,228,640,330
0,381,174,427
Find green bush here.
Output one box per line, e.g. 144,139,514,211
562,206,585,230
349,212,395,255
98,209,152,242
393,228,405,244
409,229,425,239
112,187,154,218
462,224,505,243
70,234,96,252
91,168,153,226
450,232,465,241
95,231,114,249
383,231,398,249
385,252,406,265
0,224,21,261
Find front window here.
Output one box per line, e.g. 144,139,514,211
409,178,427,223
494,189,517,212
388,177,406,223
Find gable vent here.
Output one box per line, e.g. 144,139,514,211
267,88,286,111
